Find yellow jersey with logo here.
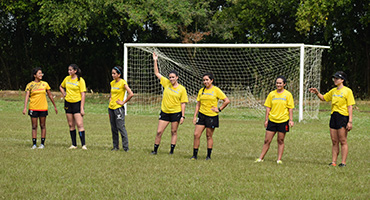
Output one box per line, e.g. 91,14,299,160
323,86,355,116
160,77,188,113
196,86,227,117
61,76,86,103
25,81,51,111
264,90,294,123
109,79,127,110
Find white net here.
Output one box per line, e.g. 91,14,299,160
125,44,325,120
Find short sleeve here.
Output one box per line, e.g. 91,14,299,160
79,78,87,93
346,89,355,106
180,87,189,103
287,93,294,109
264,92,272,108
323,89,333,102
45,82,51,90
61,77,67,88
216,87,227,100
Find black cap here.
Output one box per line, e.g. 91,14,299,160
332,71,347,80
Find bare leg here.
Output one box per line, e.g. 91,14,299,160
155,120,170,145
31,117,38,139
206,128,215,149
170,121,179,145
277,132,286,161
193,125,205,149
39,117,46,138
258,131,276,160
338,128,348,164
330,128,339,164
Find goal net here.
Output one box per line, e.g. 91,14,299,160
124,44,329,121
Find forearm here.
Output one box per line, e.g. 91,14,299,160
265,107,271,121
348,105,353,122
181,103,186,116
80,92,86,108
194,102,200,117
219,97,230,111
289,108,293,121
23,93,29,109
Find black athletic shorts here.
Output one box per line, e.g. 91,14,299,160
159,111,182,122
266,120,289,133
329,112,349,129
28,110,48,118
196,112,219,128
64,101,81,114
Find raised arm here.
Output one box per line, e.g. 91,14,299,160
153,52,162,80
309,88,325,101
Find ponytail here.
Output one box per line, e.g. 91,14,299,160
69,64,81,81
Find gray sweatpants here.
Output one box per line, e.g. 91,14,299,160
109,107,129,151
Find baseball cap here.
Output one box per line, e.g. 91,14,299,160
332,71,347,80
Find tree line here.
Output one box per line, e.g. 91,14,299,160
0,0,368,98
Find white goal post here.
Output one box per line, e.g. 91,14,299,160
124,43,329,122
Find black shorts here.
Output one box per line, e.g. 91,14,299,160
329,112,349,129
266,120,289,133
196,112,219,128
28,110,48,118
64,101,81,114
159,111,181,122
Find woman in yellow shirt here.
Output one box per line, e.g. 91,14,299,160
151,53,188,155
255,75,294,164
109,66,134,151
59,64,87,150
23,67,58,149
191,73,230,160
309,71,355,167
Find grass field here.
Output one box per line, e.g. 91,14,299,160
0,91,369,199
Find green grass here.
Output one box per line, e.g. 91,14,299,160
0,92,369,199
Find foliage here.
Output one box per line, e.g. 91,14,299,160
0,0,369,97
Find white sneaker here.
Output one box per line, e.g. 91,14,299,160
68,145,77,149
254,158,264,163
277,160,283,164
31,145,37,149
81,145,87,150
38,144,45,149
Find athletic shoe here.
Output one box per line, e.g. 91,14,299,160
31,145,37,149
151,151,157,155
338,163,346,167
68,145,77,149
329,162,337,166
277,160,283,164
190,156,197,160
82,145,87,150
205,156,211,160
254,158,264,163
38,144,45,149
123,149,129,152
111,147,119,151
169,151,174,155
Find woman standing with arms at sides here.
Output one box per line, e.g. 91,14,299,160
59,64,87,150
309,71,355,167
255,75,294,164
109,66,134,151
23,67,58,149
190,73,230,160
151,52,188,155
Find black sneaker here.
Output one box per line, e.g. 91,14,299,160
151,151,157,155
338,163,346,167
111,147,119,151
206,156,211,160
190,156,197,160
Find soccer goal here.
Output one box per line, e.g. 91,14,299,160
123,43,329,122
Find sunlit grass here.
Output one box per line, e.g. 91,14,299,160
0,92,369,199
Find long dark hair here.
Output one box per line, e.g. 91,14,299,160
69,64,82,81
202,72,215,94
32,67,42,80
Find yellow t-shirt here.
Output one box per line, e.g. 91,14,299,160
61,76,86,103
323,86,355,116
109,79,127,110
196,86,227,117
160,77,188,114
264,89,294,123
25,81,51,111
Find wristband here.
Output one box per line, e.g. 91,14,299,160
181,116,185,119
218,108,222,112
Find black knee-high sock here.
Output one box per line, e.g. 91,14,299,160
32,138,37,146
41,138,45,145
79,131,85,146
153,144,159,152
207,148,212,158
70,130,77,146
193,148,199,158
170,144,176,154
